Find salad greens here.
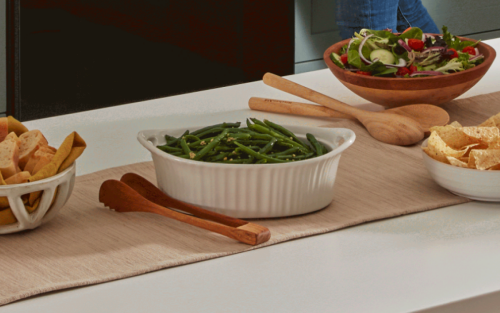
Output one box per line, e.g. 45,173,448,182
330,26,484,78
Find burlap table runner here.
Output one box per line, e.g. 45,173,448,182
1,92,499,306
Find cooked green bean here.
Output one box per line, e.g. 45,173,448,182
259,137,277,154
183,135,201,142
194,129,229,160
157,145,183,152
249,124,309,151
191,122,241,136
180,139,191,156
267,147,300,157
306,133,323,156
164,130,189,147
264,119,307,148
156,119,327,164
233,142,286,163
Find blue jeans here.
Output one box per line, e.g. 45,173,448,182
336,0,439,39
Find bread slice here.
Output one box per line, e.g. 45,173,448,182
0,139,19,179
18,130,48,169
0,118,8,143
32,153,54,175
4,132,21,147
5,171,30,185
24,147,55,174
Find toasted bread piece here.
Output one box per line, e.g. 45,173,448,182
18,130,48,169
5,171,30,185
0,139,19,179
0,118,8,143
24,149,54,174
4,132,21,147
32,153,54,175
38,145,56,155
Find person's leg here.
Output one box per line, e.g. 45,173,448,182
396,0,439,33
336,0,399,39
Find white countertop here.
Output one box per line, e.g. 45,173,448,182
2,38,500,313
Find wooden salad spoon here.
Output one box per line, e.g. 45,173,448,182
248,97,449,136
262,73,425,146
99,173,271,246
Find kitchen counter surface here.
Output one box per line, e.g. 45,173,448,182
3,38,500,313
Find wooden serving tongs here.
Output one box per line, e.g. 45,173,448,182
99,173,271,245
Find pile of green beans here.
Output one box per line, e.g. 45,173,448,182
156,119,328,164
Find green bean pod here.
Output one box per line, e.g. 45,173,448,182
194,129,229,160
264,119,307,148
258,137,277,154
180,139,192,156
306,133,323,156
233,142,286,163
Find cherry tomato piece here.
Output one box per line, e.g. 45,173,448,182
396,67,411,76
340,54,348,64
408,39,425,52
447,48,459,59
357,71,372,76
462,46,476,56
409,65,418,74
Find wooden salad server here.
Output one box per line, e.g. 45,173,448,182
248,97,449,136
262,72,425,146
99,173,271,246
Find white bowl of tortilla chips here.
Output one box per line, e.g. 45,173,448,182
422,112,500,201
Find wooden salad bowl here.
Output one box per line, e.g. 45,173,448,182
323,35,496,108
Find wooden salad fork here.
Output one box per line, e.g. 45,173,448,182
98,173,271,245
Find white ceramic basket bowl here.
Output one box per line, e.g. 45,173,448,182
0,163,76,234
422,139,500,201
138,125,356,218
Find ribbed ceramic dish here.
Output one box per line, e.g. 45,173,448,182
422,139,500,202
138,125,356,218
0,163,76,234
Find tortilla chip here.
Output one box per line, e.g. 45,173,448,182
489,138,500,150
429,125,480,149
469,149,500,170
446,156,468,168
468,152,477,169
28,131,86,205
449,121,462,128
7,116,29,136
479,112,500,128
425,131,468,163
461,127,499,144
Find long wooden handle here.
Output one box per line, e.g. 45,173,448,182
120,173,246,228
248,97,354,119
263,73,364,118
99,180,271,245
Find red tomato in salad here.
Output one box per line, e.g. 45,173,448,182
408,39,425,52
340,54,348,64
447,48,459,59
357,71,372,76
462,46,476,55
409,65,418,74
396,67,411,76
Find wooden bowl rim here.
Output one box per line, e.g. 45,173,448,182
323,34,496,83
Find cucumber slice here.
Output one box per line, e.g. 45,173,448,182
330,52,345,69
370,49,395,65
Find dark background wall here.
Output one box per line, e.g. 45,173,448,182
15,0,294,121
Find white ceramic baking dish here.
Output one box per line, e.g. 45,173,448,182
0,163,76,234
422,138,500,202
138,125,355,218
